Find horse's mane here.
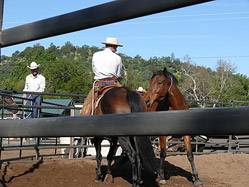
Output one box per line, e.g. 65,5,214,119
152,70,178,85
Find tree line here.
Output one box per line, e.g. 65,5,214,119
0,42,248,106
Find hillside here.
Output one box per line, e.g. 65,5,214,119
0,42,248,105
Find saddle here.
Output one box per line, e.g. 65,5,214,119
92,78,121,114
99,84,120,95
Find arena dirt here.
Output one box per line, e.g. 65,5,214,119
1,153,249,187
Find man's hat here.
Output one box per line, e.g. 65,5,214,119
27,62,40,69
102,37,123,47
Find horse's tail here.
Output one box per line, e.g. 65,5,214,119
124,87,158,174
136,136,158,174
124,87,145,113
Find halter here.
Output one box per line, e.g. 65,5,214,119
167,74,173,93
153,74,173,103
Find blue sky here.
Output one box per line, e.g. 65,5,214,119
1,0,249,77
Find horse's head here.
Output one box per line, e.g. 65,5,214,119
143,67,176,107
0,94,18,114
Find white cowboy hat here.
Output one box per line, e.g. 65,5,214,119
102,37,123,47
27,62,40,69
137,86,146,92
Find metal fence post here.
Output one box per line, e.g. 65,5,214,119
0,137,2,160
228,135,232,152
35,138,40,160
19,138,23,158
1,95,4,119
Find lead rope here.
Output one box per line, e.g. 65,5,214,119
122,63,128,85
91,80,98,115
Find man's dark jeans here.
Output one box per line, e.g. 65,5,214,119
25,94,42,119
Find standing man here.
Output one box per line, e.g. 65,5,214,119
23,62,45,118
81,37,123,115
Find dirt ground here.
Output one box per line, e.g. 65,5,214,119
1,153,249,187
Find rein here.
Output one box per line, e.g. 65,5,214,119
91,80,98,115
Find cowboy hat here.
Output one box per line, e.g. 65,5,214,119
102,37,123,47
27,62,40,69
137,86,146,92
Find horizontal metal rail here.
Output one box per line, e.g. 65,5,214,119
186,99,233,106
0,89,86,98
1,0,213,47
231,100,249,104
0,104,82,110
0,107,248,137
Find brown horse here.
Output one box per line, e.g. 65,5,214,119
85,86,157,187
142,68,203,185
0,92,18,114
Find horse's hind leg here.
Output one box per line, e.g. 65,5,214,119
133,137,142,183
93,138,103,182
104,138,118,183
119,137,139,187
127,147,139,187
184,135,203,185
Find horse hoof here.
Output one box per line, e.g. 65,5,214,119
104,174,114,184
138,180,143,185
95,176,102,182
132,184,139,187
158,180,166,185
194,179,203,186
95,179,102,183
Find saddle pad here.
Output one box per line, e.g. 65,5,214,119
94,85,121,112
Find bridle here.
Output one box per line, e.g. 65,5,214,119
151,73,173,104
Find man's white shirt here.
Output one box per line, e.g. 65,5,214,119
92,48,122,80
23,74,46,92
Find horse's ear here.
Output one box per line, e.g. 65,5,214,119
163,67,168,74
152,68,156,73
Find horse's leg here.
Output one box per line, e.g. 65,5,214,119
107,138,118,174
104,138,118,183
158,136,167,184
133,137,142,184
93,138,103,182
119,137,139,187
183,135,203,185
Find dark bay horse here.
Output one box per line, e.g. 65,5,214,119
86,86,157,187
142,68,203,186
0,93,18,114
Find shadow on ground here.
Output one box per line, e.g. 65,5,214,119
100,156,194,187
0,160,43,187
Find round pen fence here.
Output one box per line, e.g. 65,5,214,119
0,89,249,167
0,0,248,176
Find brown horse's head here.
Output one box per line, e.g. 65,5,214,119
143,67,177,107
0,94,18,114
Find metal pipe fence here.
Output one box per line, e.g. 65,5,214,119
0,90,249,167
0,90,87,165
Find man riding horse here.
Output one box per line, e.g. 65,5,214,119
81,37,123,115
80,38,157,186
